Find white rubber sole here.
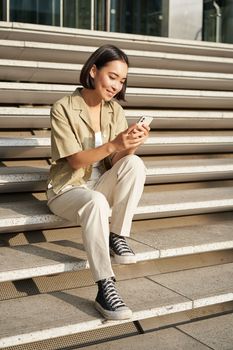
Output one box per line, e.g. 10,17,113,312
110,249,137,264
95,301,133,320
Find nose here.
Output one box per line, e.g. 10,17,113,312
112,80,122,92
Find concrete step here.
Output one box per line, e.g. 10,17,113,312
1,131,233,158
125,109,233,130
0,181,233,233
1,83,233,108
0,136,51,158
1,107,233,129
142,131,233,154
1,59,233,90
1,22,233,58
1,155,233,192
0,213,233,282
177,313,233,350
145,156,233,183
0,262,232,348
1,40,233,73
0,107,50,129
0,166,49,192
82,313,233,350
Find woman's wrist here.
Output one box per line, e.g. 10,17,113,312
106,141,117,154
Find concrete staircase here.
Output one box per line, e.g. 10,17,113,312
0,21,233,349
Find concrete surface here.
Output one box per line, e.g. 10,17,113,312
84,327,211,350
178,313,233,350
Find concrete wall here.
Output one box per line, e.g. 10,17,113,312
168,0,203,40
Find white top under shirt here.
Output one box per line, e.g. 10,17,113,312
86,131,105,189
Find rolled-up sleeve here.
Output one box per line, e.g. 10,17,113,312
50,103,82,162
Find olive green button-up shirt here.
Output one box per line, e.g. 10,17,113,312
48,88,128,194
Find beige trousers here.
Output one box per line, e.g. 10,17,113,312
48,155,146,282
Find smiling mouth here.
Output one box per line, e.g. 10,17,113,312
106,90,115,96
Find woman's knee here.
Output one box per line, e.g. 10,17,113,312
123,155,146,177
88,191,110,212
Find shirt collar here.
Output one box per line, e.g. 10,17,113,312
71,88,114,132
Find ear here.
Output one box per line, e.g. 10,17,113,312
90,64,97,79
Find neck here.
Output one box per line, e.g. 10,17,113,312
81,88,102,108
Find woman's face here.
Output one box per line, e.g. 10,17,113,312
90,60,128,101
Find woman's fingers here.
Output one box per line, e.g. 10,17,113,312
128,132,144,139
113,125,149,151
135,123,150,137
128,135,146,146
127,124,137,134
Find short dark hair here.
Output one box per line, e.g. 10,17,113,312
80,45,129,101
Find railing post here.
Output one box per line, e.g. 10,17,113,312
60,0,63,27
6,0,10,22
106,0,110,32
91,0,95,30
213,0,222,42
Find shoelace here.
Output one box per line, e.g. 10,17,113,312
110,233,134,256
102,278,126,310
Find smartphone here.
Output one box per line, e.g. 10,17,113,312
137,116,153,126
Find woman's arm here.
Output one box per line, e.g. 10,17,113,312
67,124,145,170
67,142,115,170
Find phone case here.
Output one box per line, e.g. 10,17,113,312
137,116,153,126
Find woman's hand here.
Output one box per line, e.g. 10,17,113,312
131,123,150,140
110,123,150,152
110,123,150,165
